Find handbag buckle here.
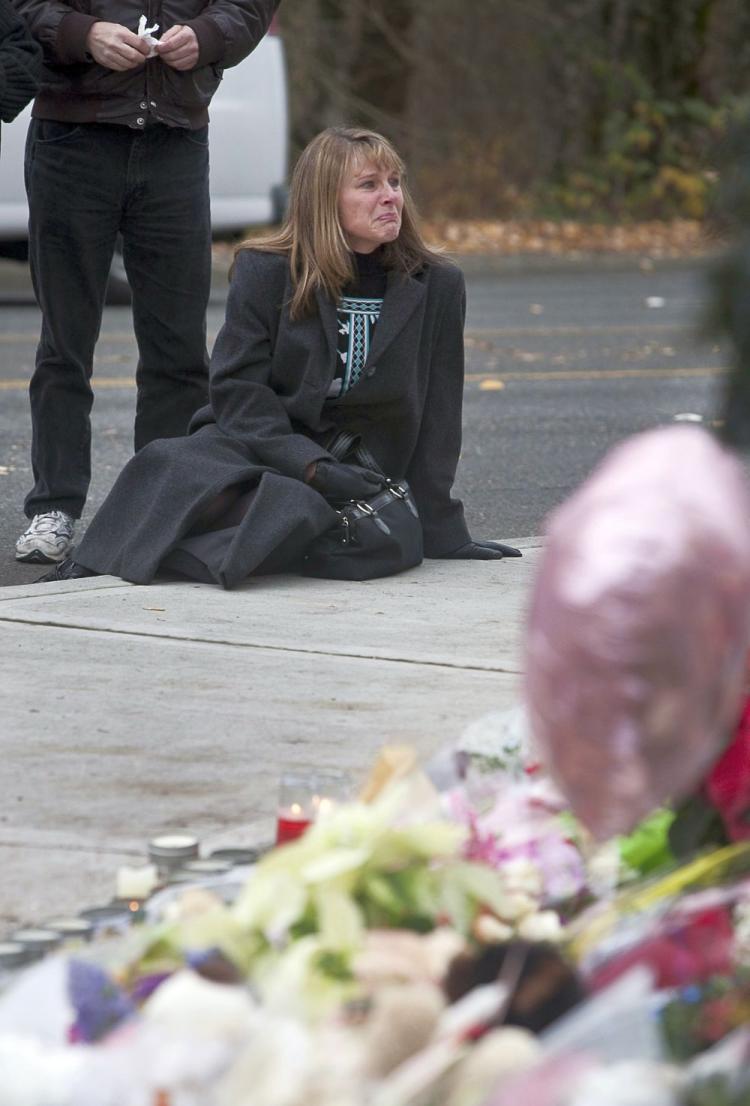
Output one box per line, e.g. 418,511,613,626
388,482,408,500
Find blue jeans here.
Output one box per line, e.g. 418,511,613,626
24,119,211,519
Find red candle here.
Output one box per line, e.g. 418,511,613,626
275,804,312,844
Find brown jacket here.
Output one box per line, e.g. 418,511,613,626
13,0,278,127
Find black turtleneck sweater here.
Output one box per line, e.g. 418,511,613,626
328,248,388,399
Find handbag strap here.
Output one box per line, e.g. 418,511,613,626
327,429,359,461
327,430,385,478
353,440,384,475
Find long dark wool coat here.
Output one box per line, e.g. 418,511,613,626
75,248,472,587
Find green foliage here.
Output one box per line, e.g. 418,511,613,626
683,1074,750,1106
661,971,750,1062
278,0,750,221
539,73,732,220
618,808,676,875
669,793,728,859
314,949,354,983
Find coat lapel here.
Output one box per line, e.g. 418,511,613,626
316,269,426,371
314,286,339,371
365,269,426,368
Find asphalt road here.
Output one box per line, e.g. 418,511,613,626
0,254,726,588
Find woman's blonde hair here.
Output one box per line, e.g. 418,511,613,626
236,126,442,319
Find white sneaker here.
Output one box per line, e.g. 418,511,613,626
15,510,76,564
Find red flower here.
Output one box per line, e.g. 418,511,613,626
590,907,735,991
705,695,750,841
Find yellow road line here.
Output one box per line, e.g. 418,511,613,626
0,322,692,346
0,376,138,390
0,331,136,344
467,323,696,338
0,366,722,391
466,366,721,383
0,331,219,345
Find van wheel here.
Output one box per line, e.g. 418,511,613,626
106,241,131,305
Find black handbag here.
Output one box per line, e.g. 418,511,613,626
301,431,424,580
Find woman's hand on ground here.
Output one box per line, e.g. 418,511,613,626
439,540,523,559
308,460,384,501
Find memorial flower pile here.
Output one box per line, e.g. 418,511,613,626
1,745,750,1106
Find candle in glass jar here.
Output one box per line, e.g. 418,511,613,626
275,801,312,844
0,942,32,990
44,917,95,944
209,846,265,866
275,769,353,845
116,863,159,900
10,928,62,960
148,833,200,876
78,903,136,936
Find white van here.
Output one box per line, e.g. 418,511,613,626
0,20,288,292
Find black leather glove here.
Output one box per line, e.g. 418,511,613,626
309,460,384,502
439,540,523,560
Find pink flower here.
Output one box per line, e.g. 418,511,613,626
453,780,587,904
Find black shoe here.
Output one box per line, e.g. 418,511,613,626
35,558,98,583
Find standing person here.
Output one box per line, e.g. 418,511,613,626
40,127,522,587
14,0,280,564
0,0,40,149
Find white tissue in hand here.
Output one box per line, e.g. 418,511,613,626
137,14,160,57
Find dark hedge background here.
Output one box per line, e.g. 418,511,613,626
277,0,750,220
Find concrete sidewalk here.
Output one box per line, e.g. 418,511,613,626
0,540,540,934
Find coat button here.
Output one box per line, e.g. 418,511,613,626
366,365,377,378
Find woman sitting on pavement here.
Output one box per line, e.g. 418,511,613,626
41,126,521,587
